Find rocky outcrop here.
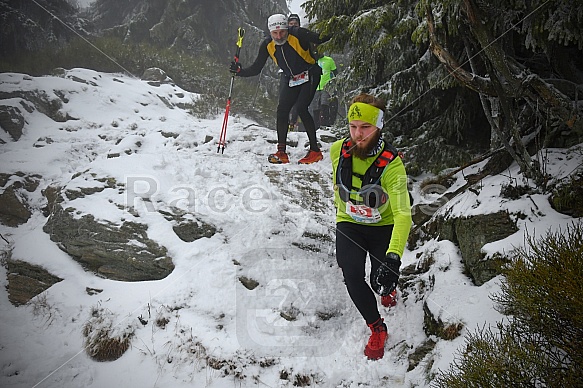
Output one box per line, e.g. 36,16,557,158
40,177,218,282
0,89,73,124
0,187,31,227
90,0,288,62
423,300,464,340
0,105,26,141
453,212,517,284
0,173,40,227
141,67,174,86
159,209,217,243
5,259,63,306
398,251,461,369
43,201,174,282
422,211,518,285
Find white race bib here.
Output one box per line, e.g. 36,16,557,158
289,70,309,87
345,201,382,224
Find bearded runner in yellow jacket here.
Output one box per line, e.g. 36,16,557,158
330,93,412,361
331,135,411,256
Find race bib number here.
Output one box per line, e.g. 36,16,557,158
289,70,309,87
346,201,382,224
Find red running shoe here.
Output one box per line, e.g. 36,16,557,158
298,150,323,164
364,318,388,360
267,151,289,164
381,290,397,308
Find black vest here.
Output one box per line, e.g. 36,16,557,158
336,139,400,208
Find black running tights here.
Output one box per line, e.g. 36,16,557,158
277,69,320,151
336,222,394,325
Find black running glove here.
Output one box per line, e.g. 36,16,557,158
372,253,401,296
229,61,242,74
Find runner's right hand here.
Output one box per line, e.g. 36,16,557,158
229,61,242,74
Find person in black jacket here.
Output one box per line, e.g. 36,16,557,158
281,13,301,132
230,14,327,165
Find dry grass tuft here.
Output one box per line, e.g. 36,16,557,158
82,306,135,362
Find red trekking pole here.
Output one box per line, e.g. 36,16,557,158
218,27,245,153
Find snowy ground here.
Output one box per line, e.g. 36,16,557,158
0,69,578,387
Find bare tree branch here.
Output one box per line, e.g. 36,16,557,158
425,3,495,96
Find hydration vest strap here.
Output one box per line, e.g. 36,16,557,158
336,138,401,206
338,139,353,202
375,149,396,168
341,140,352,158
363,144,398,185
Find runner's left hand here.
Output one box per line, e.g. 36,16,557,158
372,253,401,296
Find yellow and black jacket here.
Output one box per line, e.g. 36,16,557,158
237,26,327,78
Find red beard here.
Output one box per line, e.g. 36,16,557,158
351,130,381,159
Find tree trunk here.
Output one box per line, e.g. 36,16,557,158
460,0,581,132
425,6,495,96
464,38,501,149
424,1,577,186
488,67,544,184
425,1,581,132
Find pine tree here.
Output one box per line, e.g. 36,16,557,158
305,0,583,179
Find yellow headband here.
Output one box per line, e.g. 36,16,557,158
347,102,384,128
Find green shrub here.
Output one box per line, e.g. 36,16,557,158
433,222,583,387
550,174,583,217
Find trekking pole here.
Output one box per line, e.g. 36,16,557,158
218,27,245,153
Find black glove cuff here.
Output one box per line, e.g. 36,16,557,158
386,252,401,263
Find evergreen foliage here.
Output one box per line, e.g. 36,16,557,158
433,222,583,387
304,0,583,177
304,0,492,173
